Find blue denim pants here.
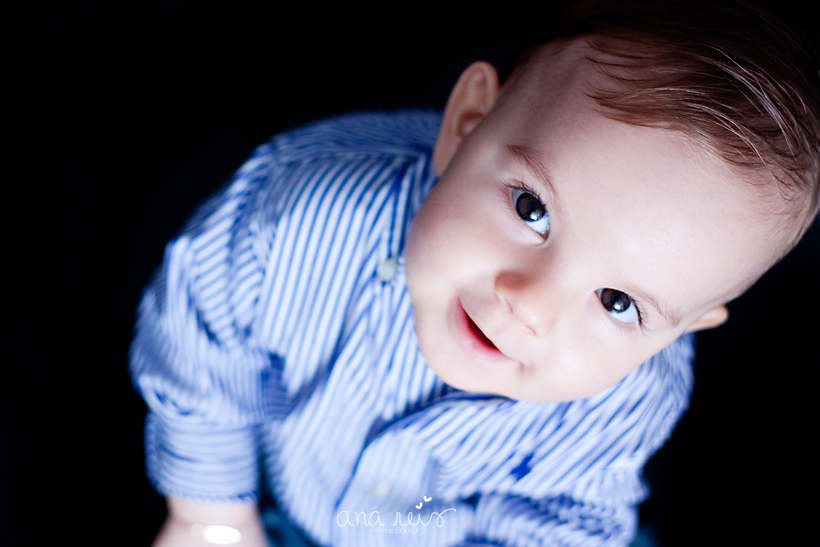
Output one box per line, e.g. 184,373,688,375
260,493,319,547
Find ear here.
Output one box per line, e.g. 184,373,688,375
684,305,729,333
433,61,500,176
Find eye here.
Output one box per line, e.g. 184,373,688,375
512,188,550,235
597,288,639,324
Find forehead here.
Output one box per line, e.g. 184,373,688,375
500,39,801,245
480,40,786,309
496,40,599,127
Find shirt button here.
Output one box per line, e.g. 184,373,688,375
376,257,398,282
373,482,392,498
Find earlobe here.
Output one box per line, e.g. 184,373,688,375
433,61,500,176
685,305,729,333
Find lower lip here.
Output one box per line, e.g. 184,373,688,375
453,298,508,362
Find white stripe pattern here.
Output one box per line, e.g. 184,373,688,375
130,111,694,546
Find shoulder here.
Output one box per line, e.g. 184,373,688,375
249,110,441,252
503,334,695,501
187,110,441,229
266,110,442,166
573,333,695,460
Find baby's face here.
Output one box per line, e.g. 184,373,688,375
405,41,784,402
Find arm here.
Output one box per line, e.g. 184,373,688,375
130,144,282,546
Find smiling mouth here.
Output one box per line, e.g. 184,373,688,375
455,298,508,362
466,313,498,350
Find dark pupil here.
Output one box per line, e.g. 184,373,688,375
516,193,544,222
601,288,630,312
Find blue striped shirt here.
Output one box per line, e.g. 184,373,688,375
130,111,694,547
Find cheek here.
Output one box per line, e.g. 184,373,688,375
589,336,681,394
416,187,494,252
539,313,670,400
405,196,466,292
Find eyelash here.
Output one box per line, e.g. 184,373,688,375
503,181,648,331
629,297,646,330
504,181,545,204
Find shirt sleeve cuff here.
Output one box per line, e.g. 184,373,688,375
144,412,261,502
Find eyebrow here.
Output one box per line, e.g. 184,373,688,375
507,144,561,211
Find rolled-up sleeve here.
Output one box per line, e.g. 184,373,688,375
130,145,285,501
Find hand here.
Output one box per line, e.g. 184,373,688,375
152,497,269,547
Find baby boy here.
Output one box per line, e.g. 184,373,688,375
130,1,820,546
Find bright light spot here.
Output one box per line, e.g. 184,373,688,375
190,524,242,545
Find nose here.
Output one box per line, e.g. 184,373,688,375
494,270,554,338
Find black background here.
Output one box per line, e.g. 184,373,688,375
4,2,818,545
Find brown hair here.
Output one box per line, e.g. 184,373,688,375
511,0,820,250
